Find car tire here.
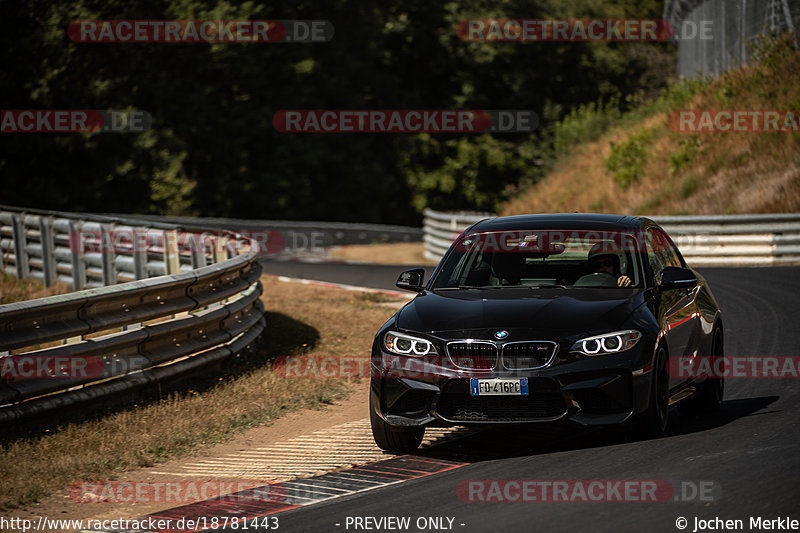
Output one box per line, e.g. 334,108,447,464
679,328,724,415
633,345,669,438
370,394,425,453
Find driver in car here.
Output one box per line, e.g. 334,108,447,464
576,244,633,287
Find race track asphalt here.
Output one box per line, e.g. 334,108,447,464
259,260,800,533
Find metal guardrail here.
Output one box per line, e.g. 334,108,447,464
110,213,424,251
422,209,494,262
0,205,259,289
0,206,265,423
423,208,800,266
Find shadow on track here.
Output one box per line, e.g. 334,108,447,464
414,395,779,463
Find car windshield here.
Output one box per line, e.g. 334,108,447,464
431,229,645,289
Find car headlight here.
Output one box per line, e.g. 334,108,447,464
384,331,438,356
570,330,642,356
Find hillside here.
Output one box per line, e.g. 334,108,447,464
501,35,800,217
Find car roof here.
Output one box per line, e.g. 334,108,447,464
469,213,652,232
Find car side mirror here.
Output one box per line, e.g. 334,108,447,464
396,268,425,292
659,266,697,290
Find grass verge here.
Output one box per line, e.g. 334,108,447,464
0,276,404,512
328,242,436,266
0,273,68,305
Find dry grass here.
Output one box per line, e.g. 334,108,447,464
0,276,405,511
0,273,68,305
1,274,71,354
328,242,436,266
501,43,800,217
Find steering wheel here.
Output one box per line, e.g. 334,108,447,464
572,271,618,287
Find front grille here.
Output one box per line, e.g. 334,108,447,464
501,341,557,370
437,394,567,422
446,341,498,370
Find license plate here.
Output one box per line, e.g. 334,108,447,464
470,378,529,396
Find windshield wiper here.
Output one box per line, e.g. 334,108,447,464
435,283,570,290
433,285,485,291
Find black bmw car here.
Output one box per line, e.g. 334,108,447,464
370,213,724,452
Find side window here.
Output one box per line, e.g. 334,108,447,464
645,232,666,282
654,228,682,268
667,247,682,267
645,228,680,282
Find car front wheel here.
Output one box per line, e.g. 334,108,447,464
633,345,669,438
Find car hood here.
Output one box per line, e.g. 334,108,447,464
396,287,646,337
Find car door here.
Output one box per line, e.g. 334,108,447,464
646,227,701,390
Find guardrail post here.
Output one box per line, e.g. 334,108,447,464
163,230,180,274
132,228,147,280
225,240,236,260
68,220,86,290
190,232,208,269
38,216,56,287
100,223,116,286
212,235,228,264
11,213,29,279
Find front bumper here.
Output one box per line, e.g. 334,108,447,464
370,342,654,429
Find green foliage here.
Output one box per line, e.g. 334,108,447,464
400,133,543,213
680,174,700,198
605,128,654,189
550,75,712,157
660,75,713,109
0,0,677,224
726,31,800,107
708,151,749,175
554,97,621,154
750,31,800,73
669,136,703,174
